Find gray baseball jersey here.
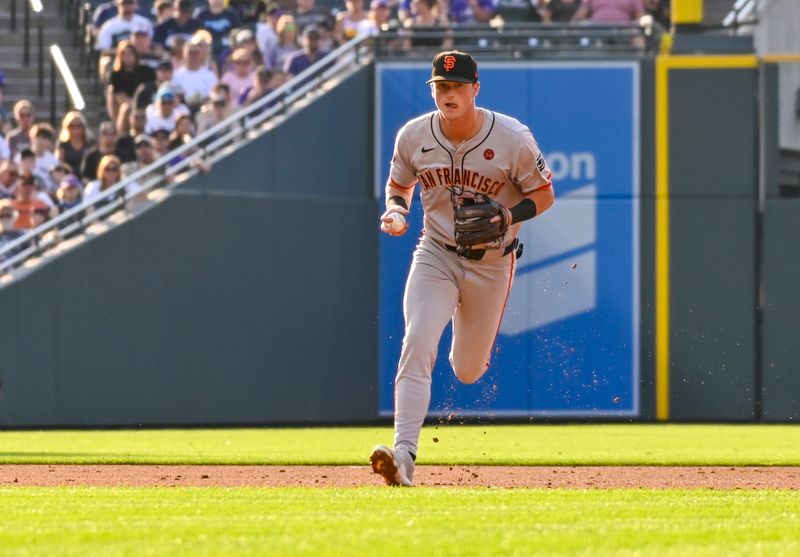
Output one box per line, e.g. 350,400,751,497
386,107,553,459
389,107,552,247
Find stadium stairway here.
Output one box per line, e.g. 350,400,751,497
705,0,739,25
0,4,105,128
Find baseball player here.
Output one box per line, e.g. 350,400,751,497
370,50,555,486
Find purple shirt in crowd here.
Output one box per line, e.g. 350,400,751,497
401,0,499,23
581,0,643,22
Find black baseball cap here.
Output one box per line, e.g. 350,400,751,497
426,50,478,84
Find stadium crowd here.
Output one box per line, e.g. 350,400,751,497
0,0,670,260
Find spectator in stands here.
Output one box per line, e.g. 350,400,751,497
293,0,333,37
96,0,154,52
195,0,242,64
643,0,668,27
539,0,580,21
0,161,19,198
336,0,368,44
27,124,60,194
154,0,202,54
400,0,498,24
96,0,155,83
221,28,261,73
55,175,84,213
107,40,157,135
272,15,300,71
145,83,191,134
196,83,233,133
0,71,11,135
57,112,94,178
133,57,174,116
154,0,176,26
12,174,55,229
572,0,644,22
83,122,121,181
495,0,543,22
121,134,157,178
117,109,148,161
0,199,24,262
256,2,283,68
49,163,73,196
92,0,150,37
356,0,392,37
228,0,255,22
242,66,287,108
151,128,172,156
189,30,219,72
172,42,219,110
84,154,144,208
131,21,162,69
402,0,452,48
0,132,9,163
284,25,329,76
16,149,49,193
168,114,195,150
221,48,255,105
6,101,36,158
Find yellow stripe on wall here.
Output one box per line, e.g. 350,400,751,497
762,54,800,64
654,54,759,421
672,0,703,25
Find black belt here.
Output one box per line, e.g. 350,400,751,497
443,238,523,261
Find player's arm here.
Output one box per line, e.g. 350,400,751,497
381,180,415,236
512,133,555,222
382,125,418,236
489,186,553,228
516,185,554,221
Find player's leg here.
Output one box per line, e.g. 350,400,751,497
449,252,516,384
394,242,461,457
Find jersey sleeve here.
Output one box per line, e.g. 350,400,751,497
515,130,552,195
388,125,417,189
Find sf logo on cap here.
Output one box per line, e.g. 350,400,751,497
443,55,456,71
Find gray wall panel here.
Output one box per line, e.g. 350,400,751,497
0,192,378,426
638,59,656,419
669,69,757,199
761,200,800,421
0,277,57,424
54,226,138,423
762,63,780,199
669,199,756,420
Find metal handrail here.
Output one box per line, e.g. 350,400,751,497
0,35,373,276
50,44,86,110
373,21,659,57
723,0,760,28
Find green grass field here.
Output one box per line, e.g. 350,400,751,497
2,424,800,465
2,425,799,556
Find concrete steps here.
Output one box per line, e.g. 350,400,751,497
0,3,106,128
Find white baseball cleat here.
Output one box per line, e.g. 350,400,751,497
370,445,414,487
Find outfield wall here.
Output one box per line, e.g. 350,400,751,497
0,55,796,426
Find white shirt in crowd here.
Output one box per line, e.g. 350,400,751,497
0,135,9,160
96,15,153,51
171,67,218,106
256,22,279,68
83,179,143,204
144,102,191,134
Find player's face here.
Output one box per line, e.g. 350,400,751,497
431,81,479,121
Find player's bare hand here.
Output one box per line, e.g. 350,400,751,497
489,206,513,229
380,207,409,236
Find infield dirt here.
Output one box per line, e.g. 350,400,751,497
1,465,798,489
